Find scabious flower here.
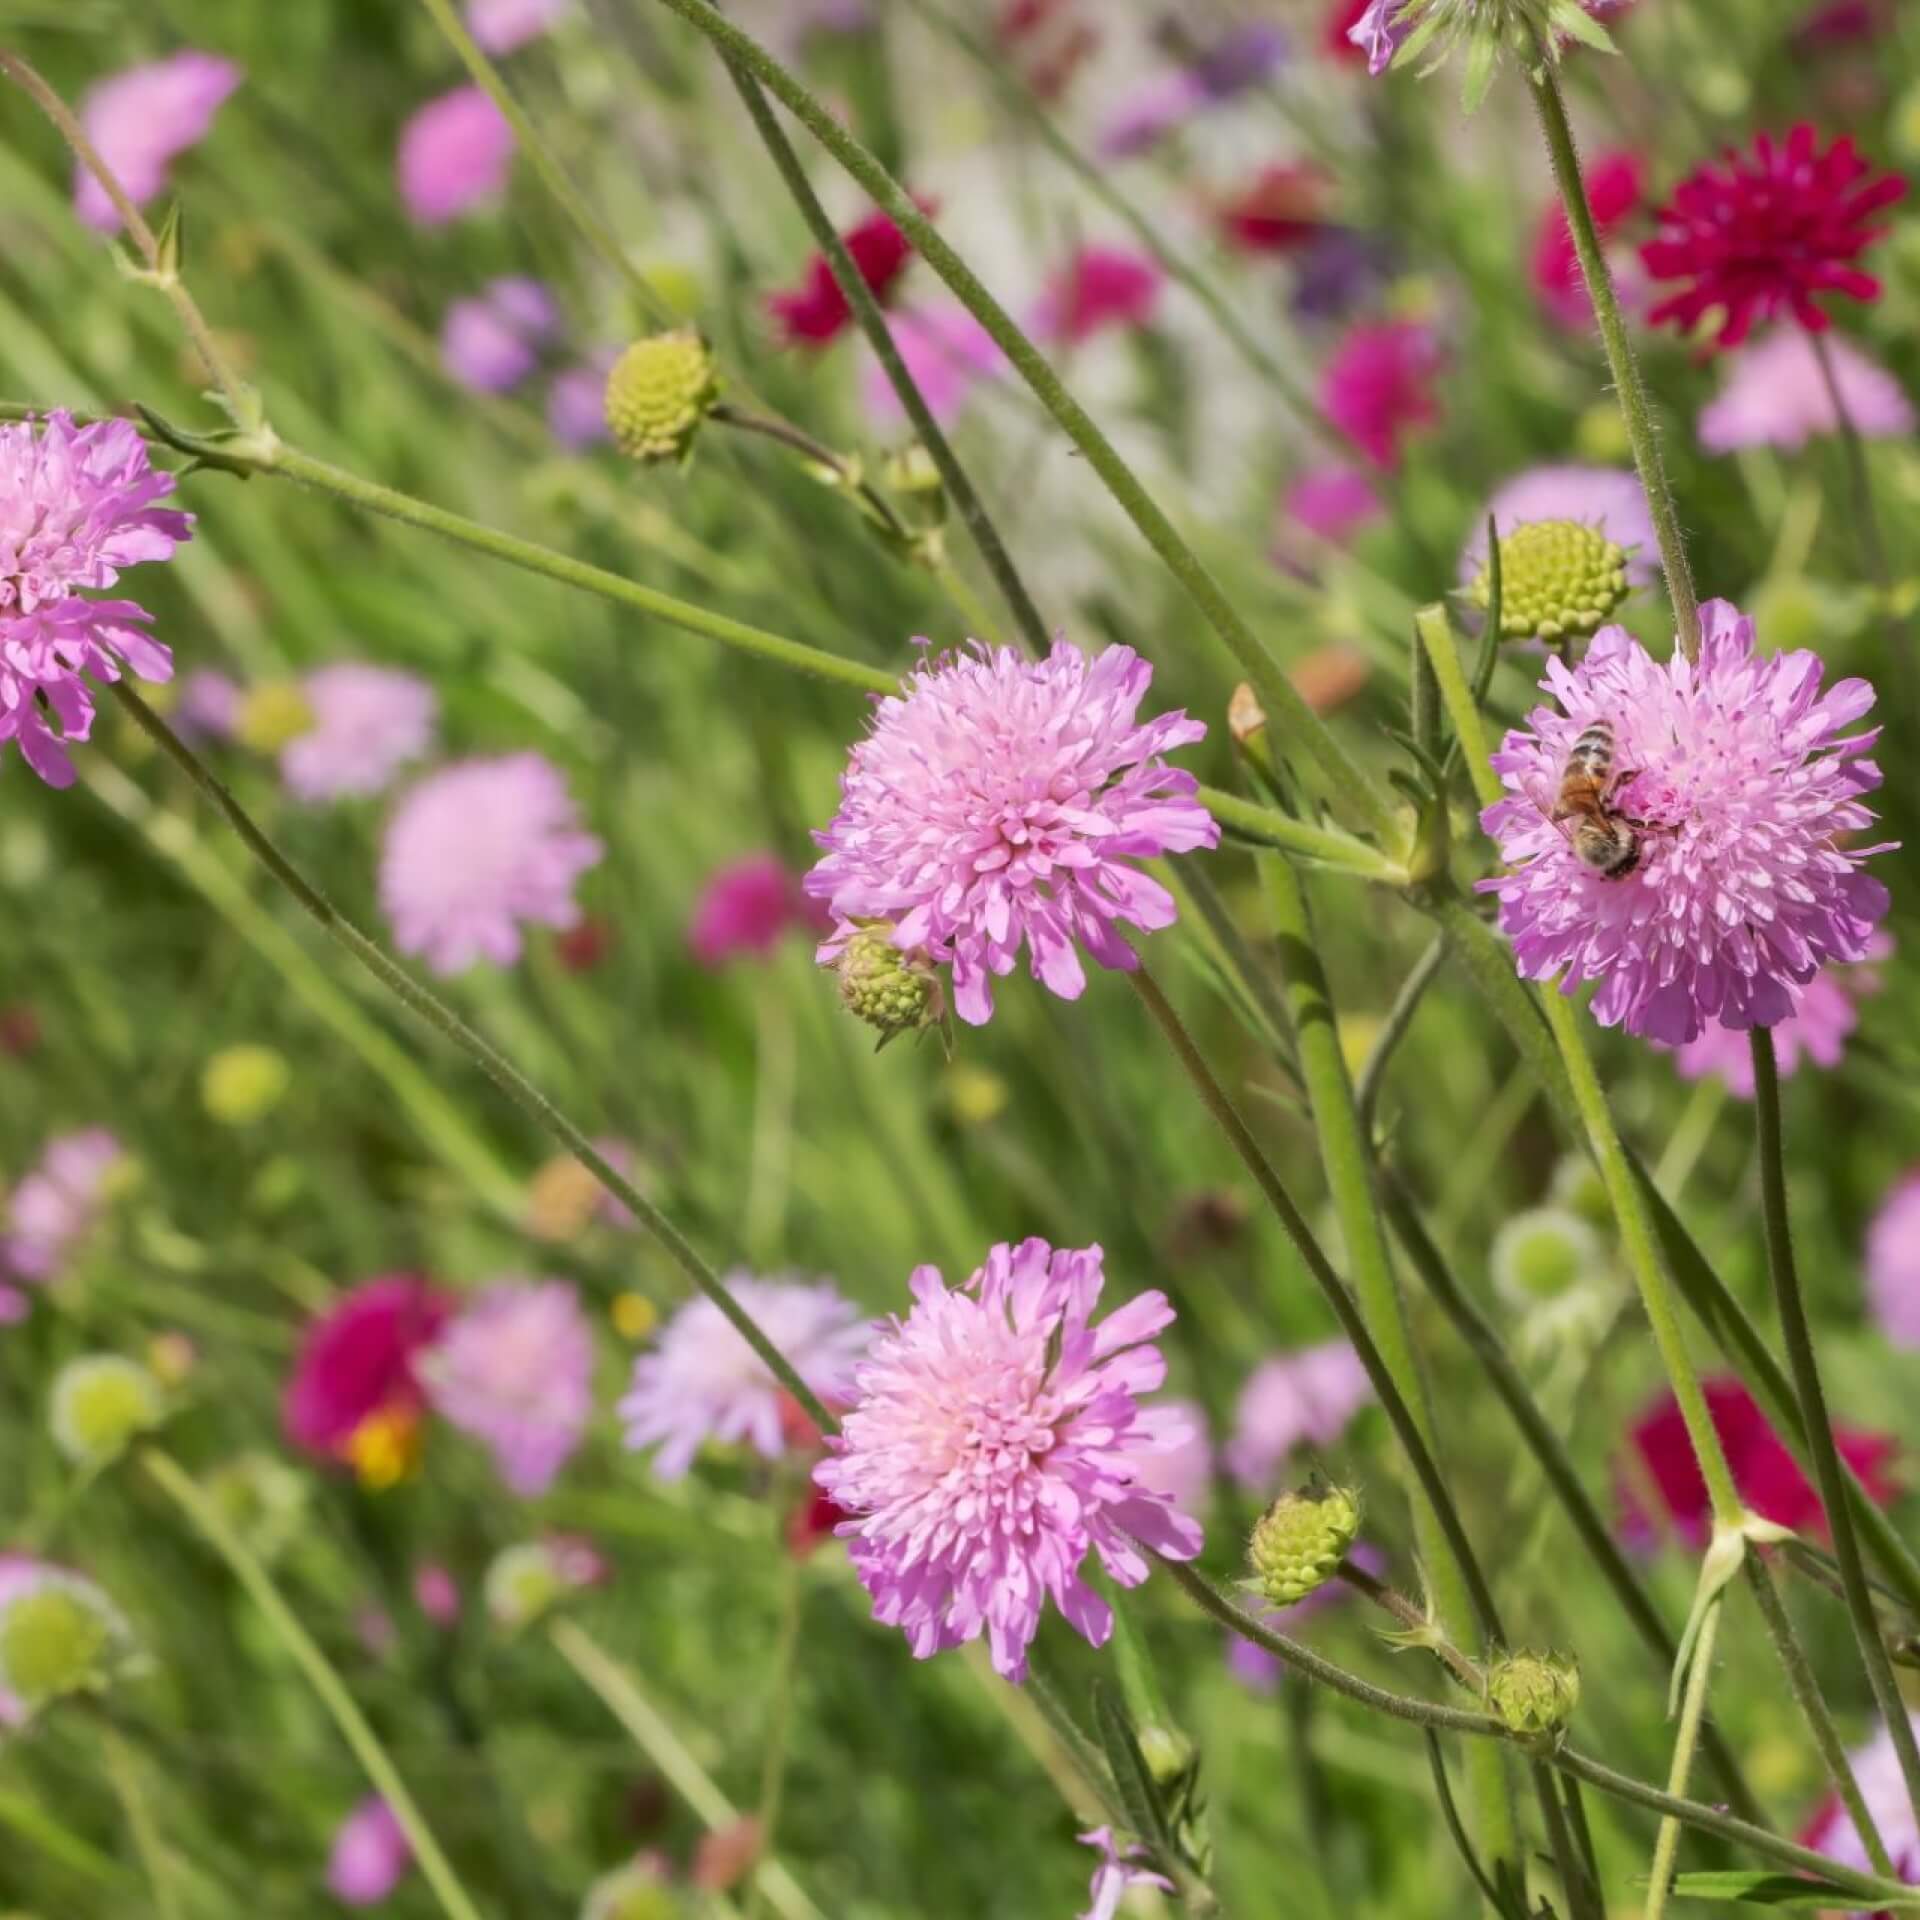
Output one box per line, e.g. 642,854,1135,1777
280,665,436,804
1277,466,1386,567
397,87,515,225
1461,464,1658,589
1346,0,1618,87
421,1280,594,1497
72,52,241,232
1033,247,1162,345
816,1239,1204,1682
688,853,810,968
1078,1827,1174,1920
1533,150,1645,328
1698,328,1915,453
0,1561,140,1723
547,353,618,450
380,754,603,974
767,208,915,349
618,1277,869,1479
1867,1171,1920,1350
1129,1397,1213,1521
1642,125,1907,346
2,1129,125,1286
1480,600,1891,1043
1805,1713,1920,1899
1319,320,1441,468
466,0,570,53
327,1797,413,1907
0,413,192,787
439,278,561,393
858,305,1003,428
1225,1340,1374,1490
806,641,1217,1027
1621,1377,1896,1549
1216,163,1332,256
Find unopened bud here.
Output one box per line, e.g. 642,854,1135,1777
201,1044,291,1126
1227,682,1267,747
1136,1723,1196,1788
583,1860,678,1920
204,1452,310,1566
1486,1649,1580,1744
604,330,720,464
1490,1207,1601,1308
834,925,945,1047
1471,520,1630,645
234,681,315,754
0,1573,139,1715
48,1354,165,1468
1248,1483,1361,1607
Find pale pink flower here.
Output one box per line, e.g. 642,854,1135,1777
281,665,436,803
1699,329,1915,454
73,52,240,232
1225,1339,1374,1490
815,1238,1205,1683
175,668,241,742
439,278,561,393
859,305,1003,428
397,87,514,225
1867,1173,1920,1351
1078,1827,1175,1920
466,0,570,53
413,1563,461,1627
547,362,613,448
326,1797,412,1906
1804,1713,1920,1904
1460,465,1659,589
1129,1395,1214,1521
2,1129,123,1286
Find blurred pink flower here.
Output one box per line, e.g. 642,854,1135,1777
73,52,240,232
2,1129,124,1286
0,1284,26,1325
1319,320,1440,468
439,278,561,393
547,361,613,448
283,1275,451,1463
327,1797,413,1906
176,669,241,741
466,0,570,52
1097,73,1208,159
688,853,811,968
1461,464,1660,588
281,665,437,803
1225,1339,1374,1490
1532,151,1646,329
380,754,603,974
397,87,514,225
1699,329,1915,453
769,207,915,348
1078,1827,1174,1920
860,305,1003,427
1805,1713,1920,1901
1034,246,1163,344
1868,1172,1920,1350
413,1563,461,1627
1277,466,1385,565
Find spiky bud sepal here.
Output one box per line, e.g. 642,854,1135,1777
1376,0,1619,112
1486,1648,1581,1746
833,923,949,1052
604,330,720,465
1247,1482,1362,1607
1469,519,1631,645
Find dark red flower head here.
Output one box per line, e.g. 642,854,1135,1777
1533,149,1645,328
283,1274,452,1460
1216,163,1332,255
766,207,917,349
1641,124,1907,347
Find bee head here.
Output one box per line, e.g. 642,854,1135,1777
1572,818,1641,879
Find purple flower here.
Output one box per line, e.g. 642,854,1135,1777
805,641,1218,1027
1225,1339,1374,1490
326,1797,413,1906
3,1129,124,1287
1192,23,1291,97
397,87,514,225
688,853,811,968
0,412,192,786
1347,0,1411,74
1480,601,1891,1044
859,305,1004,428
175,668,241,742
1867,1173,1920,1351
281,665,436,803
466,0,570,53
815,1238,1205,1683
1461,465,1659,589
1699,329,1915,454
1277,466,1386,568
1804,1714,1920,1901
1290,228,1396,324
422,1280,594,1497
1097,73,1210,160
546,362,613,449
618,1277,869,1479
439,278,561,393
413,1563,461,1627
380,754,603,974
1078,1827,1175,1920
73,52,240,233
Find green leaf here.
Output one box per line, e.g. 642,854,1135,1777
1550,1,1619,54
1671,1870,1920,1907
1460,31,1500,112
1090,1680,1174,1861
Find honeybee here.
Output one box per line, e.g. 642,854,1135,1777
1547,720,1654,879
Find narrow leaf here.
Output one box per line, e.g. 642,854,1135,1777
1671,1870,1920,1908
1090,1680,1174,1861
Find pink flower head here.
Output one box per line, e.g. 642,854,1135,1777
547,352,617,449
1078,1827,1175,1920
1319,320,1440,469
1097,72,1209,160
806,640,1217,1027
1345,0,1411,73
413,1563,461,1627
1806,1714,1920,1900
281,665,437,804
1225,1339,1374,1489
1216,163,1331,256
283,1275,452,1462
1533,150,1645,328
421,1280,594,1497
175,668,240,742
466,0,570,52
1461,464,1659,589
397,87,515,225
327,1796,413,1906
1642,125,1907,347
1867,1171,1920,1350
1621,1377,1896,1548
1034,247,1163,345
380,753,603,974
1480,600,1892,1043
1699,328,1915,454
0,413,191,787
767,207,915,348
688,853,809,968
73,52,241,232
618,1276,869,1479
2,1129,124,1285
439,278,561,393
1278,466,1386,565
817,1239,1203,1682
859,305,1003,428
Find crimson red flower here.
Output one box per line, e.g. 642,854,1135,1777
766,208,916,348
1322,0,1374,62
1319,319,1442,468
1641,124,1907,346
1216,164,1331,255
1533,149,1645,328
1621,1377,1898,1549
283,1275,452,1463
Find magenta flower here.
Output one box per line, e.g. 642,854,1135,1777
380,754,603,974
1699,329,1915,454
1867,1172,1920,1350
73,52,240,232
688,853,810,968
1078,1827,1175,1920
397,87,514,225
806,641,1217,1027
2,1129,124,1287
283,1275,451,1464
1480,600,1891,1043
281,664,436,803
439,278,561,393
1805,1714,1920,1900
1034,247,1163,345
859,305,1003,428
1319,320,1441,469
1225,1339,1374,1489
1460,464,1659,589
1346,0,1411,74
618,1277,869,1479
421,1280,594,1497
0,412,192,787
327,1797,413,1906
815,1238,1205,1683
1276,466,1386,569
413,1563,461,1627
466,0,570,52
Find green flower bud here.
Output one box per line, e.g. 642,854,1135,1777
583,1862,680,1920
1548,1154,1611,1235
485,1542,565,1632
834,924,946,1048
1471,521,1631,646
234,681,315,754
48,1354,166,1468
204,1452,310,1566
1486,1649,1580,1744
1490,1207,1601,1308
201,1044,291,1127
604,330,720,464
1248,1483,1362,1607
0,1574,139,1714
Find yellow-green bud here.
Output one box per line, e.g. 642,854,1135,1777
604,330,720,464
1136,1724,1196,1788
204,1452,310,1566
1471,521,1630,645
1490,1208,1601,1308
48,1354,165,1468
201,1044,291,1127
485,1542,565,1632
835,925,945,1048
1248,1484,1361,1607
0,1576,137,1713
582,1862,679,1920
1486,1649,1580,1743
234,681,315,754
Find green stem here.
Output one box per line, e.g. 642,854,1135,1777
111,682,835,1435
100,1727,183,1920
1203,785,1410,882
709,402,912,547
1643,1595,1722,1920
1750,1026,1920,1826
1355,936,1447,1137
650,0,1404,849
1525,55,1700,662
142,1448,485,1920
748,1558,807,1920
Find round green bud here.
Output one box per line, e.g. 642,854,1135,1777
485,1542,564,1632
604,330,720,464
835,925,946,1047
1248,1484,1362,1607
48,1354,166,1468
1548,1155,1611,1235
582,1862,680,1920
1486,1649,1580,1743
1490,1208,1601,1308
204,1452,310,1566
234,681,315,754
1471,520,1631,645
0,1576,137,1713
201,1044,292,1127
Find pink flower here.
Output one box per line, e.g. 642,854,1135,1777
618,1277,869,1479
380,754,603,974
1277,466,1385,564
281,665,436,803
767,207,915,348
73,52,240,232
439,278,561,393
1097,73,1209,159
1319,320,1441,469
3,1129,124,1286
413,1563,461,1627
1215,163,1332,256
546,351,617,449
1805,1713,1920,1901
688,853,810,968
1345,0,1411,73
859,305,1003,428
1699,328,1915,453
1532,150,1645,328
0,412,191,787
326,1797,413,1906
1479,600,1891,1043
1461,465,1659,588
175,668,240,741
1867,1172,1920,1350
397,87,514,225
1078,1827,1174,1920
1225,1339,1374,1489
283,1275,452,1463
466,0,570,53
816,1238,1205,1683
1034,247,1163,344
805,641,1217,1027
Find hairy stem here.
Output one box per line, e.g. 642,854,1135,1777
1643,1596,1722,1920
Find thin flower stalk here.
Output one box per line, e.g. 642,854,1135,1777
1644,1596,1723,1920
